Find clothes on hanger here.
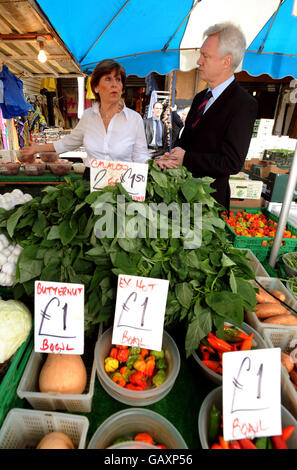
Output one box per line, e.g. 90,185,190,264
0,65,33,119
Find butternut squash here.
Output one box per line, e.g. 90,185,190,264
39,354,87,394
36,431,75,449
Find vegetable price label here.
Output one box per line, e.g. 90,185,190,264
90,159,148,201
34,280,85,354
222,348,281,441
112,274,169,351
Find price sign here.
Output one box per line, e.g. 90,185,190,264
112,274,169,351
34,280,84,354
90,159,148,201
222,348,281,441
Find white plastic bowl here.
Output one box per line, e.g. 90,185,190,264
87,408,187,449
192,322,267,385
95,327,180,406
198,386,297,449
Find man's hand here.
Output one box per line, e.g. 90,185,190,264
21,144,40,158
155,147,185,170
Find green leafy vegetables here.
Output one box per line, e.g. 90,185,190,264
0,161,257,356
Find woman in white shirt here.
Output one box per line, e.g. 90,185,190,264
21,59,149,179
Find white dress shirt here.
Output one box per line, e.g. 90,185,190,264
54,102,149,167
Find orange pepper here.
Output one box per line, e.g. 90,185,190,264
219,436,229,449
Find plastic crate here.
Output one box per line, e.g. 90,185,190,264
0,329,33,428
263,328,297,420
0,408,89,449
224,208,297,262
245,277,297,338
16,324,102,412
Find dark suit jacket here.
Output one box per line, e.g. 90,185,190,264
179,80,258,210
143,117,168,152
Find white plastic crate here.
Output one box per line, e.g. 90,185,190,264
244,249,269,277
16,324,102,412
0,408,89,449
245,277,297,338
263,328,297,420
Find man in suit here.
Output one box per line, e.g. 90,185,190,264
144,101,168,158
157,22,258,211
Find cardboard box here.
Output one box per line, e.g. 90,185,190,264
229,180,263,199
230,197,264,208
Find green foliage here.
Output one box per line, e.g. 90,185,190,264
0,162,257,352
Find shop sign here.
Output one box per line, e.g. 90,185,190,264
222,347,281,441
34,280,85,354
90,159,148,201
111,274,169,351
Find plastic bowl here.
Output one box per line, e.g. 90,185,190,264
286,279,297,300
22,161,46,176
108,442,158,449
0,163,20,175
73,163,85,174
192,322,267,385
38,152,59,163
16,153,35,164
48,161,72,176
95,327,180,406
198,386,297,449
87,408,188,449
282,253,297,278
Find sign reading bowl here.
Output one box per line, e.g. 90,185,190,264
112,274,169,351
90,159,148,201
222,347,282,441
34,280,85,355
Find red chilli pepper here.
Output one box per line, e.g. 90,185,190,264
202,360,222,374
282,425,295,441
229,440,241,449
239,439,258,449
271,435,288,449
240,338,253,351
129,371,147,388
207,333,233,353
117,348,130,362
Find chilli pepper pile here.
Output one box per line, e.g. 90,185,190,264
222,210,296,245
199,325,254,375
208,404,295,449
111,432,166,449
104,345,168,390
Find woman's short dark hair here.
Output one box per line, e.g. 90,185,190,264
90,59,126,102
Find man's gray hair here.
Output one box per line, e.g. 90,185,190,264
204,22,246,71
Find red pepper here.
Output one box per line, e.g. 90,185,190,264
211,443,223,449
282,425,295,441
207,333,233,353
155,444,167,449
229,440,241,449
117,348,130,362
239,439,258,449
134,433,154,445
109,347,118,359
271,435,288,449
140,348,149,359
144,356,155,377
129,371,147,388
202,360,222,374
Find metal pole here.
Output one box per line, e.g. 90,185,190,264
269,141,297,267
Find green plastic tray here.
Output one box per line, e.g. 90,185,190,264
0,329,33,428
224,207,297,262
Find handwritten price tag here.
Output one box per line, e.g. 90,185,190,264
222,348,281,441
90,159,148,201
34,280,84,354
111,274,169,351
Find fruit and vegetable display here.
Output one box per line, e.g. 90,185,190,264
222,210,295,244
0,161,258,357
208,404,295,449
110,432,166,448
251,282,297,326
197,324,255,375
38,354,87,395
104,345,168,390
